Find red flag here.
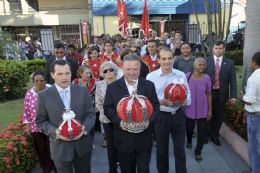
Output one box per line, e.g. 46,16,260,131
140,0,149,40
117,0,129,38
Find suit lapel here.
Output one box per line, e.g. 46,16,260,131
137,78,145,96
219,57,227,77
118,77,130,97
50,85,65,110
70,84,77,111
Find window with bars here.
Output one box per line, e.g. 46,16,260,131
8,0,22,13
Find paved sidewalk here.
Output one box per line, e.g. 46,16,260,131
32,133,248,173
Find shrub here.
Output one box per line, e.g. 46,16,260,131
0,120,37,173
21,59,46,75
224,100,247,140
0,60,29,101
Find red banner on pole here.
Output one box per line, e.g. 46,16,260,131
140,0,149,41
117,0,129,38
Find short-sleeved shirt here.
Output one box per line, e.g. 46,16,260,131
185,73,211,119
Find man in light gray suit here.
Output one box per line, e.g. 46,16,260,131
36,60,96,173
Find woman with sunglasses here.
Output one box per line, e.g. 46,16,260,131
95,61,119,173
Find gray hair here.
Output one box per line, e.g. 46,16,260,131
99,61,118,78
123,54,141,64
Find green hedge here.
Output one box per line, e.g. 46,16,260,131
0,60,29,101
21,59,46,75
194,49,243,65
0,59,46,101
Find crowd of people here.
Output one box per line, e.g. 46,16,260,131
22,31,260,173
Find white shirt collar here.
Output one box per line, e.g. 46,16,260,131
55,84,70,93
150,54,157,61
124,78,139,95
214,55,223,61
158,68,176,76
56,56,66,60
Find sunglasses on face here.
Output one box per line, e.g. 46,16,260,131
103,68,114,74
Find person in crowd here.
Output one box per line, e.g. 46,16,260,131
104,54,160,173
96,61,119,173
205,40,237,146
163,32,171,46
92,36,100,47
146,47,191,173
82,45,102,80
26,40,36,60
173,42,195,73
100,40,120,66
171,39,182,55
242,51,260,173
72,64,100,146
121,46,149,78
185,57,212,162
36,60,96,173
66,44,83,67
72,64,96,105
45,43,78,84
135,39,147,56
23,71,55,173
141,39,160,72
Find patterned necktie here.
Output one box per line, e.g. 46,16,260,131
61,90,70,109
214,57,220,89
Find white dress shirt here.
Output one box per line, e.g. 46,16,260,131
243,68,260,113
124,78,139,95
55,84,71,108
56,56,66,60
213,55,223,68
146,68,191,113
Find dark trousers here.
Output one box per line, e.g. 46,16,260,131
32,132,55,172
95,112,101,132
155,109,187,173
117,149,151,173
186,118,207,155
207,90,226,139
54,151,92,173
103,123,118,173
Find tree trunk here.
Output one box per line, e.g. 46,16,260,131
191,0,206,56
217,0,222,40
241,0,260,92
204,0,213,51
225,0,233,42
221,0,226,40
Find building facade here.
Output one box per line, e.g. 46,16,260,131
0,0,89,50
92,0,232,43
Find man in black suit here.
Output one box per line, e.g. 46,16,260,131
205,40,237,146
46,43,78,84
104,54,160,173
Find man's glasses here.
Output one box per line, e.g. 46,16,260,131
103,68,114,74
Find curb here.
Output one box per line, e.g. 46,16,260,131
220,123,249,165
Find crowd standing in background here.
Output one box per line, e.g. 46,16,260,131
17,30,257,173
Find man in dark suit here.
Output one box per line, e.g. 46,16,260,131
46,43,78,84
104,54,160,173
36,60,96,173
205,40,237,146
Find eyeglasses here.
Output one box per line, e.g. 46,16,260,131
103,68,114,74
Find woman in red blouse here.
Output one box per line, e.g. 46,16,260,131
82,46,102,80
